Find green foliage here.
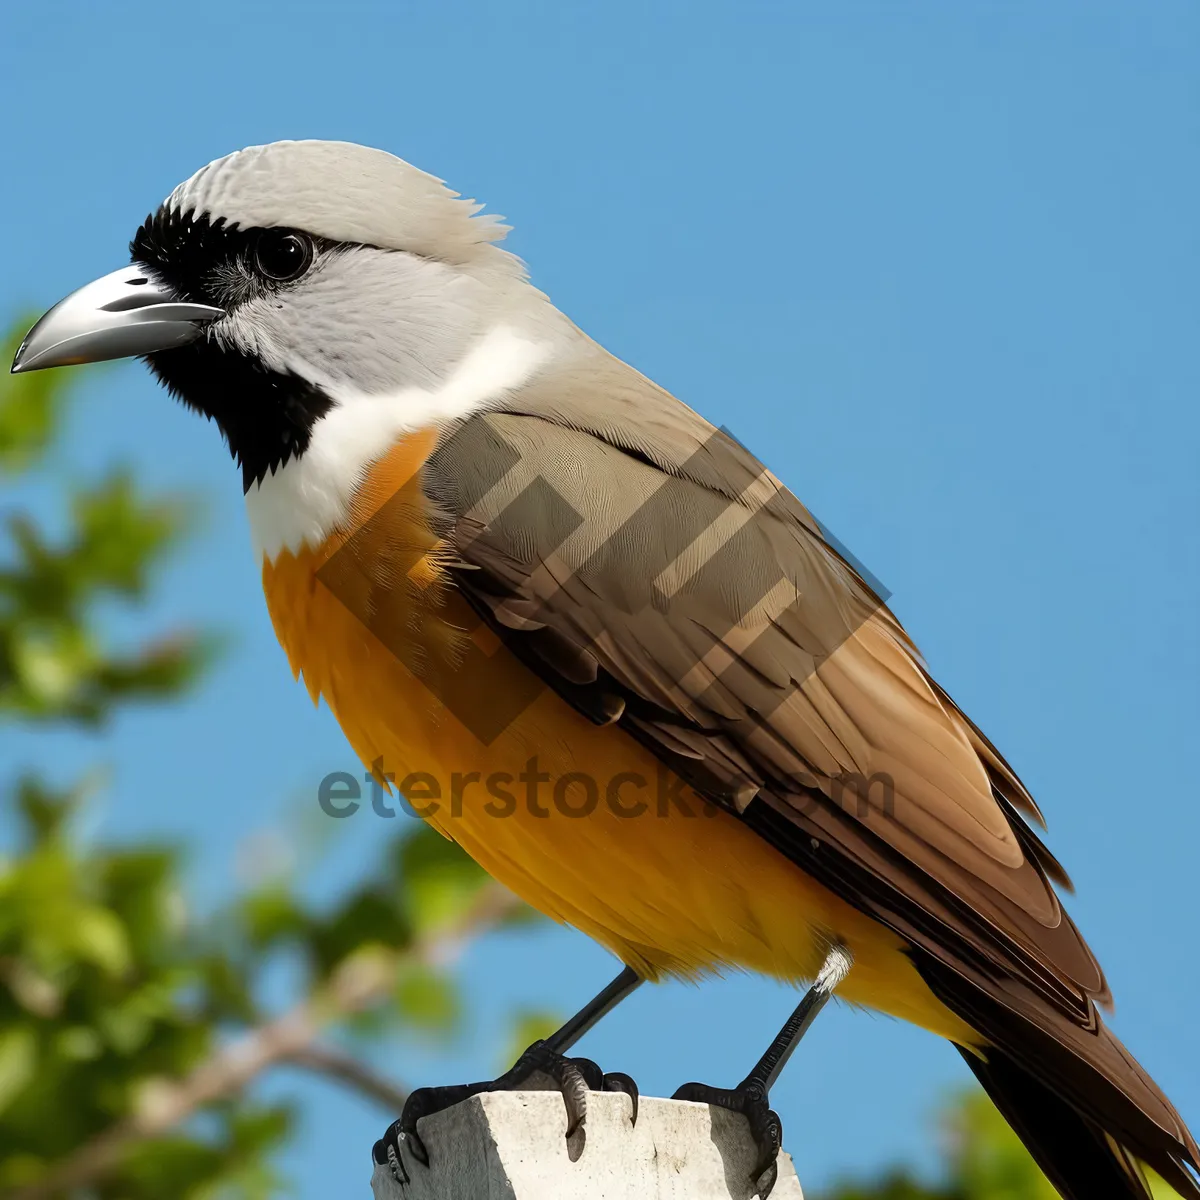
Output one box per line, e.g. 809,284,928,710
947,1092,1059,1200
0,782,263,1192
396,825,491,934
394,964,462,1037
815,1088,1182,1200
0,317,537,1199
0,321,68,472
118,1104,292,1200
0,345,211,723
814,1090,1039,1200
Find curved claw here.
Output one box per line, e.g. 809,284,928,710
747,1105,782,1194
374,1046,641,1174
566,1056,605,1091
393,1082,485,1169
405,1125,429,1170
557,1058,591,1139
603,1071,639,1126
671,1080,738,1106
371,1120,412,1185
510,1047,637,1143
755,1159,779,1200
668,1079,782,1198
398,1087,442,1166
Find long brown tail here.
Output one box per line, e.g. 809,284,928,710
916,952,1200,1200
957,1043,1172,1199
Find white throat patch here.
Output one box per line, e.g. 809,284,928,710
244,325,551,561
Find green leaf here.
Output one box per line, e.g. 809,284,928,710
71,905,132,976
0,1026,36,1114
398,826,489,935
240,885,309,950
394,964,461,1035
69,469,193,598
307,887,409,976
0,319,80,473
945,1090,1058,1200
55,1026,103,1061
14,774,85,842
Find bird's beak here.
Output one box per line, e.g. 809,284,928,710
10,267,224,374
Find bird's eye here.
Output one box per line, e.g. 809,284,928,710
252,230,313,283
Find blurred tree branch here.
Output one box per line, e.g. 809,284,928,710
281,1043,410,1114
6,883,521,1200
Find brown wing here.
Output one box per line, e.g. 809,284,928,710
420,345,1198,1193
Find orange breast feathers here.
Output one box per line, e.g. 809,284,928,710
259,430,979,1043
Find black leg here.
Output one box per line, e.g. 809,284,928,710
673,945,852,1200
373,965,643,1177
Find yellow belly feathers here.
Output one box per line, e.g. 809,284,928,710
260,432,978,1045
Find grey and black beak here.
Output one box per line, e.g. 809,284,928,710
10,268,224,374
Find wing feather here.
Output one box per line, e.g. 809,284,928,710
425,371,1096,1004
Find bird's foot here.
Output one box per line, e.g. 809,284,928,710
672,1077,782,1199
372,1040,638,1180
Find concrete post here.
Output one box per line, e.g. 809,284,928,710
370,1092,803,1200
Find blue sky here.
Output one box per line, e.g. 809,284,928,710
3,1,1198,1192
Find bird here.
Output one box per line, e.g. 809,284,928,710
12,139,1198,1200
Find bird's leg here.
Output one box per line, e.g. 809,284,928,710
672,944,853,1200
374,965,643,1178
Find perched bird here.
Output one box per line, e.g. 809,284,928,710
13,140,1198,1200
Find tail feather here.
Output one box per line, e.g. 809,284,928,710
915,951,1200,1200
956,1043,1169,1200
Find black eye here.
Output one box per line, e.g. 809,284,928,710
252,230,313,282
